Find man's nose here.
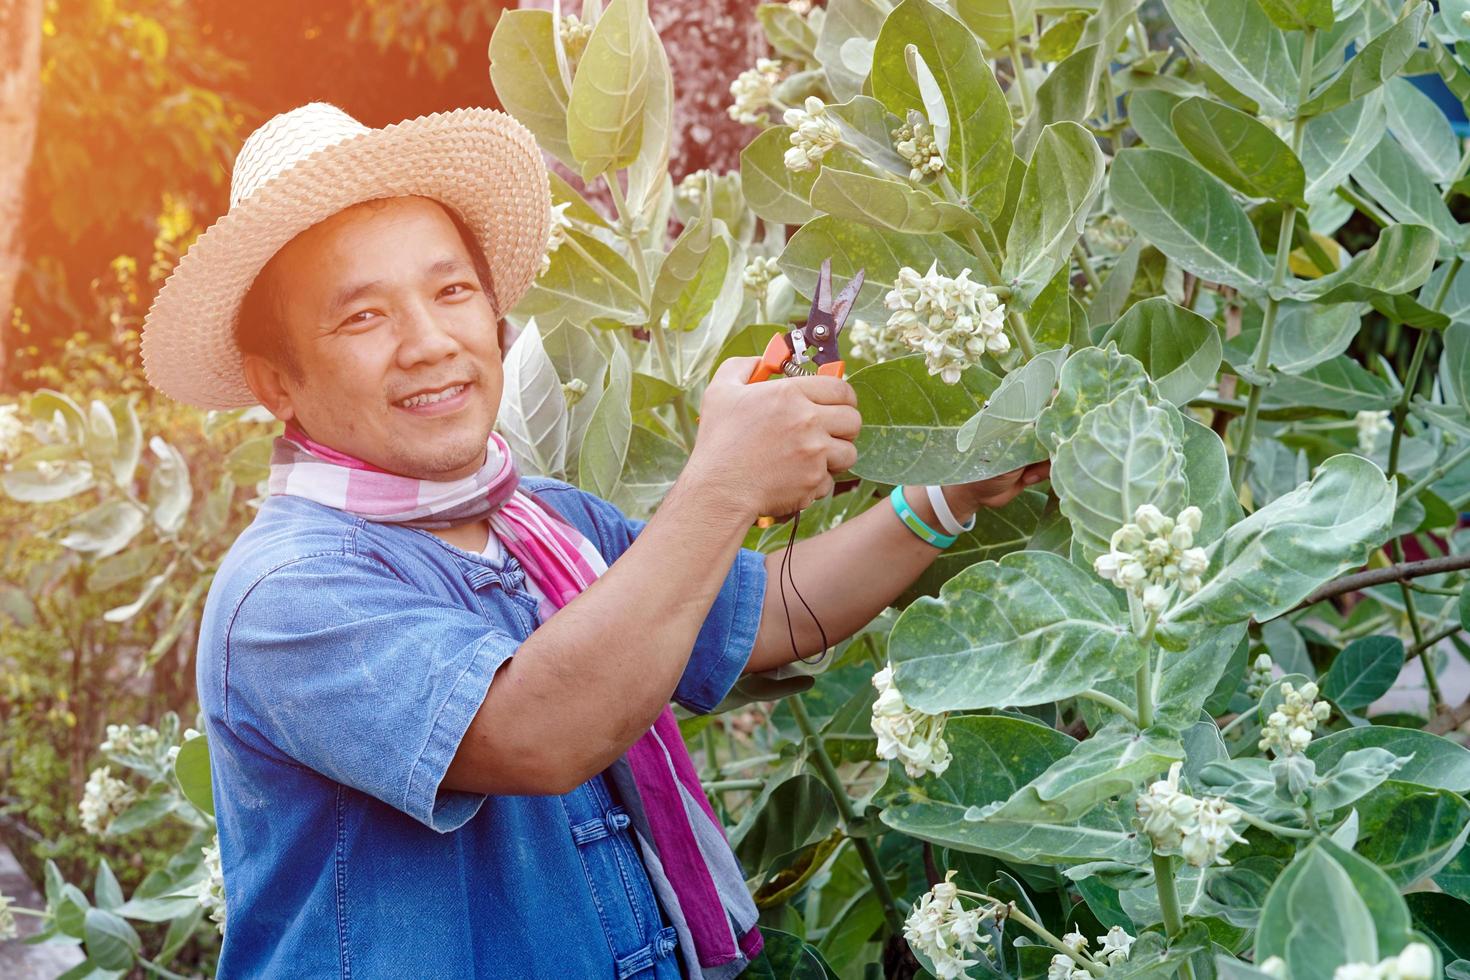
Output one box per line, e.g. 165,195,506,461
394,301,461,368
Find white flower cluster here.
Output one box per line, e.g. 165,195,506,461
79,765,136,836
1355,410,1392,454
1135,762,1247,868
196,834,227,934
1048,932,1092,979
728,57,783,126
903,872,994,980
676,170,709,207
783,96,844,172
1097,926,1136,966
891,118,945,182
743,256,780,297
165,726,202,765
787,0,814,14
1246,653,1274,699
558,14,593,59
872,664,952,779
1315,943,1435,980
1094,505,1209,614
883,262,1008,384
100,722,162,758
538,201,574,278
848,318,908,364
0,404,24,460
561,378,589,408
1258,681,1331,757
0,891,15,942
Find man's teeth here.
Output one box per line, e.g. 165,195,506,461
397,384,465,408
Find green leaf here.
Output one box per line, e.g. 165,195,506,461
1108,923,1213,979
1037,344,1156,451
778,214,975,322
1256,842,1381,975
660,231,731,333
1300,89,1386,202
488,10,573,168
1129,90,1192,158
82,908,140,972
565,0,651,180
740,127,822,225
93,860,123,911
1406,892,1470,969
1181,417,1242,547
743,928,830,980
1308,728,1470,792
1164,455,1395,632
956,0,1036,48
1161,0,1299,117
1355,781,1470,886
871,0,1013,217
173,734,213,817
1385,77,1460,185
107,786,174,836
979,726,1182,824
59,500,147,559
888,551,1143,713
810,166,979,233
1321,636,1404,711
1111,147,1272,291
1013,43,1101,161
1353,133,1461,246
83,400,118,480
1171,96,1306,204
956,347,1067,452
577,343,633,498
757,2,819,59
849,356,1047,484
1291,223,1439,305
817,0,888,102
1101,297,1223,406
729,774,839,875
1,455,95,502
1052,387,1189,562
86,544,160,594
1001,121,1106,305
520,229,645,324
497,320,569,477
1258,355,1397,412
1254,0,1333,30
1300,2,1429,117
610,424,684,515
1250,301,1363,374
1312,747,1409,814
542,320,609,462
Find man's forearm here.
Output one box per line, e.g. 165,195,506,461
745,485,970,673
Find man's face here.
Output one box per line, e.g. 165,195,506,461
246,196,502,481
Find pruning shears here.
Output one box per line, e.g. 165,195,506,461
747,259,865,384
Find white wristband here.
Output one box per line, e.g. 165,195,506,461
925,485,975,537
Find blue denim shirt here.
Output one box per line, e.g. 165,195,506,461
195,478,766,978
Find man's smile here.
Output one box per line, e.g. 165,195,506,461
393,380,473,414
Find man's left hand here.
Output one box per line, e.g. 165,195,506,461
947,460,1052,514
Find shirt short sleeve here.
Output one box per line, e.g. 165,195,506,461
527,482,768,715
222,552,513,833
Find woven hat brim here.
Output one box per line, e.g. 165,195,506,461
140,107,551,409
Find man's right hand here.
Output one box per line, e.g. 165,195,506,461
689,356,862,520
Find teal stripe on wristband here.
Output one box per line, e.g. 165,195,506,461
889,485,958,549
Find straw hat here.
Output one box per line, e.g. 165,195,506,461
140,102,551,409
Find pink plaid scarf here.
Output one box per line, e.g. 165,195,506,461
268,425,762,977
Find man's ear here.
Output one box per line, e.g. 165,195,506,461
241,353,297,423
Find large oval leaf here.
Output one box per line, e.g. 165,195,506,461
1355,781,1470,886
1163,454,1396,632
1171,96,1306,204
1111,148,1272,292
488,10,573,168
1307,728,1470,792
1300,89,1386,203
565,0,651,180
1037,345,1157,451
888,550,1142,713
870,0,1013,217
1001,122,1105,305
740,126,822,225
1385,77,1460,185
1320,636,1405,712
1101,297,1223,406
810,166,978,233
1299,3,1429,117
498,320,569,477
1051,387,1189,562
1353,134,1461,246
61,500,147,558
1161,0,1299,117
1291,223,1439,305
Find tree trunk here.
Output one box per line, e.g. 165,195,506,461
519,0,767,183
0,0,44,382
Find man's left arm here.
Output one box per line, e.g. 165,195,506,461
744,463,1052,674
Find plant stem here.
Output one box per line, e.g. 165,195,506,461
1411,621,1465,656
1008,41,1034,117
1073,241,1103,293
972,895,1106,976
1237,810,1315,839
1218,705,1258,739
1230,29,1317,494
1335,184,1392,227
1150,853,1198,980
139,957,195,980
702,778,765,792
789,695,905,934
1133,602,1160,729
1077,689,1139,725
1402,441,1470,502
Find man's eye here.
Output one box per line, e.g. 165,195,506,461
341,310,377,328
440,282,474,297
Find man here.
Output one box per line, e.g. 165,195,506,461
140,103,1048,978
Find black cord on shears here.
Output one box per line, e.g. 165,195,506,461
778,509,829,666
